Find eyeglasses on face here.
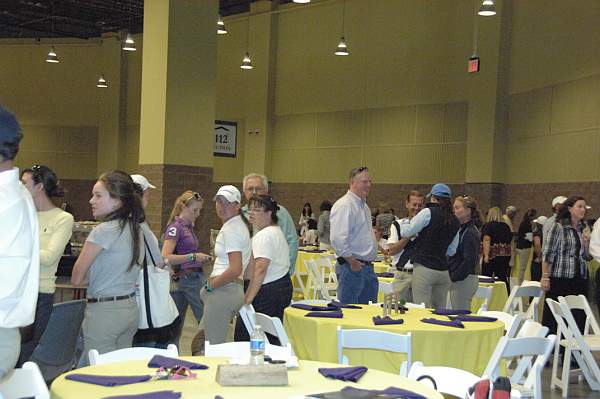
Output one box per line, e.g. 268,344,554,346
184,192,203,204
244,186,267,194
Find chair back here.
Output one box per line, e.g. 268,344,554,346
474,286,494,312
502,283,543,321
88,344,178,365
29,299,86,382
305,259,335,300
255,313,290,347
559,294,600,336
336,326,412,376
238,304,256,336
0,362,49,399
477,311,523,337
408,361,480,398
516,319,549,338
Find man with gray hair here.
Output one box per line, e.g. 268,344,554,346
0,105,39,377
241,173,298,275
330,166,378,304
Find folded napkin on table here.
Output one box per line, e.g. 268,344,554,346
376,272,395,278
305,309,343,318
450,315,498,323
147,355,208,370
291,303,337,311
431,308,471,316
478,277,497,283
328,300,362,309
318,366,368,382
102,390,182,399
65,374,151,386
340,386,427,399
372,316,404,325
421,318,465,328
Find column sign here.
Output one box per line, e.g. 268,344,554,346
214,120,237,157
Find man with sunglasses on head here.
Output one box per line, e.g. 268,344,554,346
330,166,378,304
0,106,39,378
241,173,298,275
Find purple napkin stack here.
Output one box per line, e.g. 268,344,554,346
102,391,182,399
376,272,395,278
372,316,404,325
305,309,344,318
450,315,498,323
65,374,152,386
478,277,497,283
318,366,368,382
431,308,471,316
291,303,337,311
341,386,427,399
328,301,362,309
147,355,208,370
421,318,465,328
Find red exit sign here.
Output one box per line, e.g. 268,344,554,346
468,56,480,73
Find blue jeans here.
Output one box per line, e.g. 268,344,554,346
335,262,378,304
173,271,206,325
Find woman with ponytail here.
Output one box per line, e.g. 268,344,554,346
72,170,152,364
448,195,482,310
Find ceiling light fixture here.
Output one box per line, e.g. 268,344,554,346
240,4,253,70
46,45,59,63
292,0,311,3
96,75,108,88
122,0,136,51
478,0,496,16
217,16,228,34
334,0,349,56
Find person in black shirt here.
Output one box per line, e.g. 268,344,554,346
515,208,537,284
482,207,513,295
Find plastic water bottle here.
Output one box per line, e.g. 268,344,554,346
249,324,266,365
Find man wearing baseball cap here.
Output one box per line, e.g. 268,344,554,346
399,183,460,308
131,174,156,209
0,106,39,377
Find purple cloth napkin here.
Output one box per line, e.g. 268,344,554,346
65,374,152,386
340,386,427,399
478,277,497,283
291,303,338,311
305,309,343,318
421,318,465,328
450,315,498,322
329,301,362,309
431,308,471,316
102,391,182,399
147,355,208,370
318,366,368,382
376,272,395,278
372,316,404,325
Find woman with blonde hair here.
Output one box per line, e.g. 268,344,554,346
481,206,513,293
162,191,211,326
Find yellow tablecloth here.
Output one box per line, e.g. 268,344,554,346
376,277,508,312
50,357,442,399
284,305,504,376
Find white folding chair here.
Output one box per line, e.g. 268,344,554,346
205,341,293,360
238,304,256,336
483,335,556,398
502,283,543,322
316,255,338,287
474,286,494,312
336,326,412,376
305,259,336,301
408,361,480,398
0,362,49,399
546,297,600,397
478,311,523,338
507,320,549,383
238,304,291,348
88,344,178,365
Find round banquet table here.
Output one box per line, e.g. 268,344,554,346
284,304,504,376
50,357,442,399
376,276,508,312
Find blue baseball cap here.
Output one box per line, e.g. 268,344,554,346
427,183,452,199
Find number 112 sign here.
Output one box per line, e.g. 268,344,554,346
214,120,237,157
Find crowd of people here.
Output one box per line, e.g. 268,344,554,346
2,103,600,378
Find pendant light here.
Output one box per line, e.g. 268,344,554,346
46,13,59,63
217,16,228,34
122,0,136,51
293,0,311,3
478,0,496,16
334,0,349,56
240,7,253,70
96,75,108,88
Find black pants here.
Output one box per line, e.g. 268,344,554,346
530,261,542,282
18,293,54,366
234,274,293,344
482,256,511,295
541,276,588,335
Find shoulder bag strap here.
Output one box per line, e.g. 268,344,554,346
141,232,154,329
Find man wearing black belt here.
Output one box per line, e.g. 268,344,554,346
330,167,378,304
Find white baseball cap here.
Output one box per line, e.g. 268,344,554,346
131,174,156,191
533,215,547,225
551,196,567,207
213,185,241,203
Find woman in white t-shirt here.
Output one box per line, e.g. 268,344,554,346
199,185,251,344
236,195,293,343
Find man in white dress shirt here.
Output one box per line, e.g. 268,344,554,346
0,105,39,378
